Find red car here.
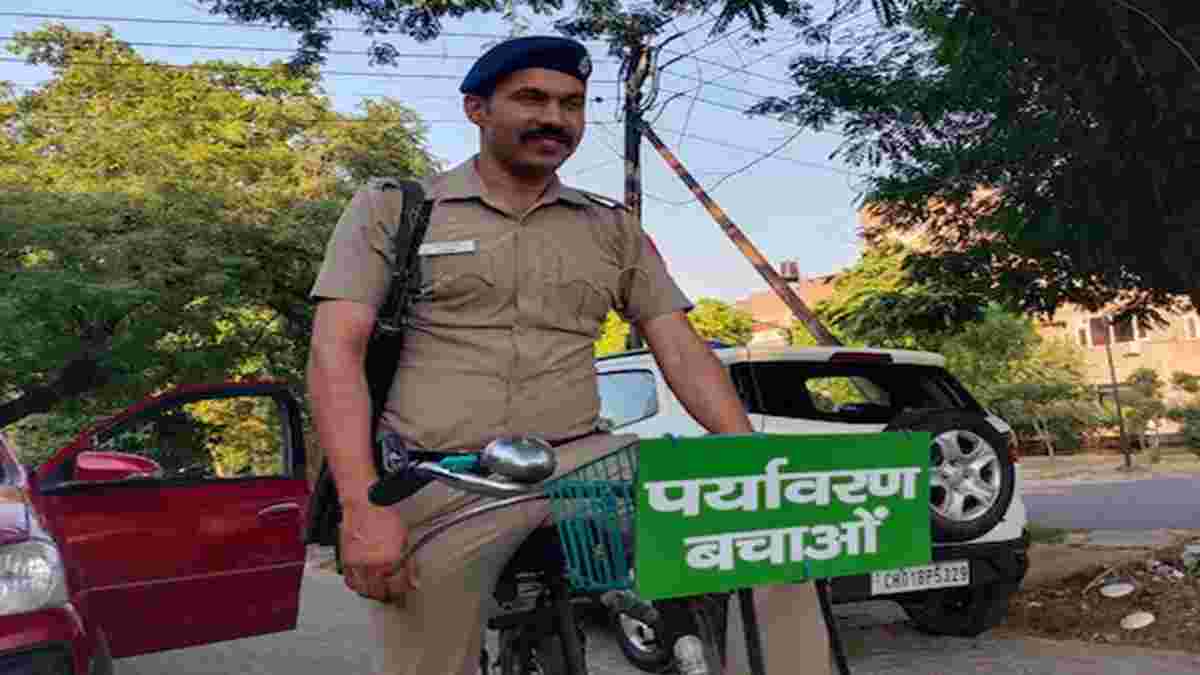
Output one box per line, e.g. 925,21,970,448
0,381,310,674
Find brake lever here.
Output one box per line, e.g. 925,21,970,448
368,464,437,506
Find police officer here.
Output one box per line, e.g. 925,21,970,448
306,35,831,674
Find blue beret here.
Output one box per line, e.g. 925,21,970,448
460,36,592,96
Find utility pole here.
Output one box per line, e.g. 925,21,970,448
624,38,653,350
640,123,841,346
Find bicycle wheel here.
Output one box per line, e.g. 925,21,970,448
653,594,727,675
686,595,726,675
498,630,582,675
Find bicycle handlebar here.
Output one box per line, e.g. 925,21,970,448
373,461,543,505
368,445,547,506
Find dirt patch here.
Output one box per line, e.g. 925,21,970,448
1020,450,1200,483
1001,541,1200,653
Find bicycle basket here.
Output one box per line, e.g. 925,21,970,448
543,441,638,593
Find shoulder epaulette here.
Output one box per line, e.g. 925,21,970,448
579,190,628,210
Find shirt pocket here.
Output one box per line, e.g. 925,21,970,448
417,241,497,311
541,245,617,335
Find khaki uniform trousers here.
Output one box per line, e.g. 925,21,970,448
355,432,833,675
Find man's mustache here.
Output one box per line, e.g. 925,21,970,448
521,127,573,144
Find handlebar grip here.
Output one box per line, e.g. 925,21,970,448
368,466,435,506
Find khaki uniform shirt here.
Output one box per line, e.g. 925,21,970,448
311,158,692,451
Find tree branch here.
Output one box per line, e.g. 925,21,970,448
0,329,115,428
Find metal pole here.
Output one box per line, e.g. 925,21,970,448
1103,317,1133,470
640,123,841,347
624,41,649,351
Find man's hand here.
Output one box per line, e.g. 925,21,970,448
340,501,419,604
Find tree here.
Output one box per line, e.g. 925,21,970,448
196,0,843,69
594,310,631,357
0,25,437,428
750,0,1200,321
810,240,988,349
686,298,755,345
1105,367,1167,452
593,298,754,357
1167,371,1200,456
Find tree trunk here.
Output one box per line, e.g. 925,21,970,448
0,337,114,428
1033,415,1055,458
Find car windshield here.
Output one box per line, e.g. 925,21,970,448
729,361,982,424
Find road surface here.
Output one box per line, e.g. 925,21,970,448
1024,476,1200,530
117,561,1200,675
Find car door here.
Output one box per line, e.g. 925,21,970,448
32,382,309,658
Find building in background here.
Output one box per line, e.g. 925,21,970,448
733,262,837,347
1037,307,1200,405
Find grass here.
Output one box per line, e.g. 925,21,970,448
1026,522,1070,545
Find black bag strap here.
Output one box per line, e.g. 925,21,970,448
366,178,434,433
376,179,435,338
305,178,433,546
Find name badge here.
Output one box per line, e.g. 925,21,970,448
419,240,477,256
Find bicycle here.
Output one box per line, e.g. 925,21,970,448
366,433,729,675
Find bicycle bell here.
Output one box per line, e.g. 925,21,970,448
480,435,557,483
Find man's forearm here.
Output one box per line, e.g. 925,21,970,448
307,344,379,507
642,313,754,435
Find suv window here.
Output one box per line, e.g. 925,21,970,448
729,362,981,424
806,377,890,413
597,370,659,429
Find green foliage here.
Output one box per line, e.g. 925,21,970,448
1167,371,1200,458
686,298,755,346
809,241,988,349
594,310,631,357
751,0,1200,318
187,398,284,477
593,298,754,357
1172,372,1200,395
1,25,437,429
1100,368,1168,452
1166,405,1200,458
194,0,866,69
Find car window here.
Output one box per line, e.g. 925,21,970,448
597,370,659,429
805,377,891,413
94,394,288,480
730,362,981,424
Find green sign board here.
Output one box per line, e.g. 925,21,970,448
633,432,932,601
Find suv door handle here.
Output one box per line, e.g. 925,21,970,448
258,502,300,518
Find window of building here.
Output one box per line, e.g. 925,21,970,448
1112,316,1136,343
1187,316,1198,340
1077,326,1089,347
1089,317,1109,346
1134,318,1148,341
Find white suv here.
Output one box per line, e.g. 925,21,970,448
594,343,1030,669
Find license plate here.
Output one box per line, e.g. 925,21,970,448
870,560,970,596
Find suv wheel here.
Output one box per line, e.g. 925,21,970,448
901,581,1018,637
883,409,1015,543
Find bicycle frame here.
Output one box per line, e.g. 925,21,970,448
368,438,806,675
